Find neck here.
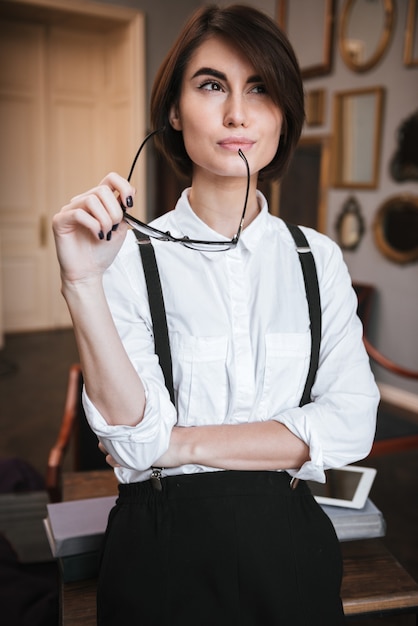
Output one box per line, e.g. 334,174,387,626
188,173,259,238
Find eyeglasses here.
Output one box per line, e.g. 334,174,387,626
122,129,250,252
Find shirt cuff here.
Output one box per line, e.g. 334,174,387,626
273,409,326,483
82,380,177,469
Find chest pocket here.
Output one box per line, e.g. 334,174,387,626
262,332,311,414
170,333,229,426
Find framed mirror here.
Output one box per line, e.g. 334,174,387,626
339,0,395,72
261,136,330,232
277,0,335,78
332,86,384,189
390,110,418,182
404,0,418,67
305,89,326,126
373,195,418,264
335,196,365,250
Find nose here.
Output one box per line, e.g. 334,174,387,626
223,93,248,128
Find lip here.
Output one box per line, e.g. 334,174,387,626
218,137,255,152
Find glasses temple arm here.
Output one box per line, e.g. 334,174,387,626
127,128,165,183
237,149,250,235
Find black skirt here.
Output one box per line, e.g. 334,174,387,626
97,470,344,626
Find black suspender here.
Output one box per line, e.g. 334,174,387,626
285,223,322,407
134,223,321,409
134,231,175,404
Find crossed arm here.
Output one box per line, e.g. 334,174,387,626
100,420,310,472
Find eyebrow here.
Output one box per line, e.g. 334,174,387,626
191,67,262,84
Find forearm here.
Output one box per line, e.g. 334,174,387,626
63,278,146,426
157,421,310,471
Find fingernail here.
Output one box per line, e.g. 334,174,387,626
98,230,104,240
112,223,119,232
106,230,112,241
126,195,133,208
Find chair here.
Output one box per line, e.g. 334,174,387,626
353,282,418,457
46,363,109,502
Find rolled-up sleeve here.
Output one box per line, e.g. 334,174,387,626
273,232,379,483
83,377,176,470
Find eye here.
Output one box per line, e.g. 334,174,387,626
198,80,224,92
250,84,267,95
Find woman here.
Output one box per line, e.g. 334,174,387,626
52,5,379,625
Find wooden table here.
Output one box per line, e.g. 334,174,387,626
60,471,418,625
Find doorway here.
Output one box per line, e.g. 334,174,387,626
0,0,145,335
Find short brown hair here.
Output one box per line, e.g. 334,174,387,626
151,4,304,181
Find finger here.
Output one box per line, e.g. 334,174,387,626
99,172,136,210
98,442,120,468
54,204,126,244
105,454,121,468
98,442,107,455
65,188,125,241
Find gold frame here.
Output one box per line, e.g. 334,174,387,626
332,86,385,190
404,0,418,67
305,89,326,126
277,0,335,78
339,0,395,73
373,195,418,264
266,136,330,233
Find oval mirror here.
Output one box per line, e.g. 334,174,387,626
339,0,395,72
373,195,418,264
336,196,365,250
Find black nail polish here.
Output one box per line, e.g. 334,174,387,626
98,230,104,240
126,195,133,208
106,230,112,241
112,223,119,232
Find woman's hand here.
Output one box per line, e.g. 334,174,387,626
52,172,135,285
98,442,121,468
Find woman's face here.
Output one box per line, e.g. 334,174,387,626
169,35,283,182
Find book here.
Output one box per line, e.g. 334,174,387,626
43,495,116,558
323,498,386,542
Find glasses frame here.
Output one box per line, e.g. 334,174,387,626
122,129,250,251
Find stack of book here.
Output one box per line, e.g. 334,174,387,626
322,498,386,542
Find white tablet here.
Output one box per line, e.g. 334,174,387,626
307,465,377,509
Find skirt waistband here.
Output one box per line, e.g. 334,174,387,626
117,470,308,503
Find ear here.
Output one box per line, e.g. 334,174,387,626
169,104,182,131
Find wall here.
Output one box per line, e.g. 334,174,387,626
78,0,418,398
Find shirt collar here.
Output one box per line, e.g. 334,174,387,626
173,188,269,259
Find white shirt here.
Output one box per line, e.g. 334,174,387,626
83,190,379,484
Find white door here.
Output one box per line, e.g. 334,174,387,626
0,21,49,332
0,7,145,332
